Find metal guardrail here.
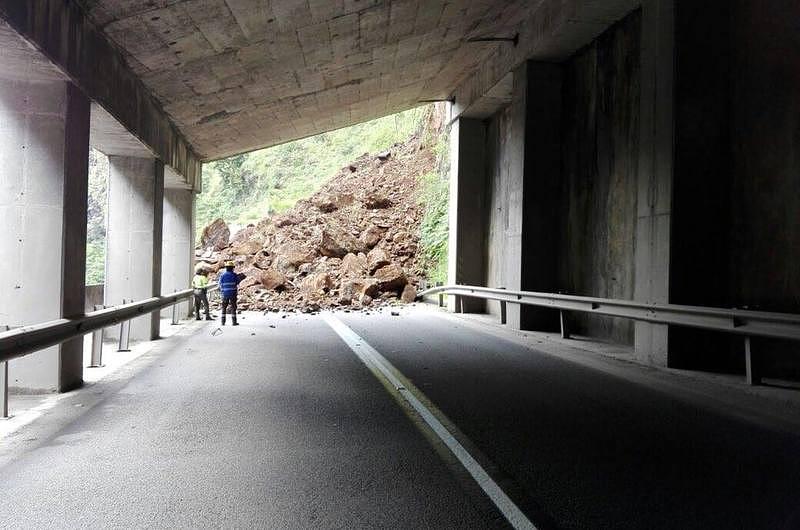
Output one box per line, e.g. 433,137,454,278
418,284,800,385
0,285,218,365
0,284,218,418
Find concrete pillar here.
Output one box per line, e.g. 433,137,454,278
0,79,90,392
151,161,164,340
519,62,562,331
633,0,675,366
447,118,487,313
105,156,163,342
483,61,562,330
161,187,194,319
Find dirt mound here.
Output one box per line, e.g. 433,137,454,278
195,135,436,312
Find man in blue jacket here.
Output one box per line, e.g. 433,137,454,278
218,260,242,326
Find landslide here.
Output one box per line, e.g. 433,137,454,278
195,133,437,312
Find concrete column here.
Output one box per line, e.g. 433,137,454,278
105,156,160,341
483,61,562,330
447,118,487,313
151,161,164,340
519,62,562,331
0,79,90,392
161,188,194,319
633,0,675,366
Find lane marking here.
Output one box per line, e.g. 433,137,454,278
322,313,537,530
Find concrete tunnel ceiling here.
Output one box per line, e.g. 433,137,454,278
73,0,641,161
72,0,536,161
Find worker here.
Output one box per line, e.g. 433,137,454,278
218,260,241,326
192,267,213,321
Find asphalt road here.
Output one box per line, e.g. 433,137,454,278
2,308,799,529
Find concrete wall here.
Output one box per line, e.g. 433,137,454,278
484,62,562,330
669,0,800,377
485,103,517,319
85,284,104,312
0,78,66,391
0,78,89,392
729,0,800,378
558,12,641,344
161,188,194,318
105,156,156,341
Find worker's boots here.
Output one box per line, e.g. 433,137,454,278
232,319,239,326
205,315,213,321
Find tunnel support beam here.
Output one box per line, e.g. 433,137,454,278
633,0,675,366
0,79,90,392
105,156,162,342
447,118,487,314
161,188,195,320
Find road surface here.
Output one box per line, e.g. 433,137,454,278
1,307,799,529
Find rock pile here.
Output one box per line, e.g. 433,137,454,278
195,134,436,312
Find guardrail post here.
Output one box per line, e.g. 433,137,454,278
89,305,105,368
1,325,9,418
498,287,507,325
744,336,760,386
560,310,570,339
118,299,131,352
171,289,180,325
436,281,444,308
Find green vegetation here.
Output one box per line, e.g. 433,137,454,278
86,149,108,285
417,128,450,283
196,107,429,232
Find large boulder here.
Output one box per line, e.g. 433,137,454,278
339,279,379,303
230,240,262,256
373,264,407,292
315,226,365,258
367,248,391,274
359,225,382,249
200,218,230,250
301,272,333,294
259,268,287,291
340,253,367,277
400,284,417,304
273,244,316,272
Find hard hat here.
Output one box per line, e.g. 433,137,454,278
224,260,235,267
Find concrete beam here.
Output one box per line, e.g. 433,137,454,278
452,0,639,120
0,0,201,186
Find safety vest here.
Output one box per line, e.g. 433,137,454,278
192,274,209,289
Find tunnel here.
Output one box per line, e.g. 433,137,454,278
1,1,799,528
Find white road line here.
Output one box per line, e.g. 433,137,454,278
322,313,537,530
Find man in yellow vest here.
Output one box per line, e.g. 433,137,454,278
192,268,213,321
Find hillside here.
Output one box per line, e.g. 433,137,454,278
196,107,428,233
195,107,448,312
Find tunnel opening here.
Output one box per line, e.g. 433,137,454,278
193,104,451,313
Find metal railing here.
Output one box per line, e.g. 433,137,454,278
418,284,800,386
0,284,217,418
